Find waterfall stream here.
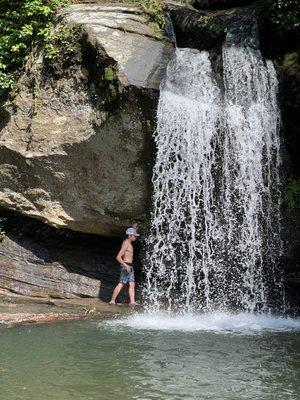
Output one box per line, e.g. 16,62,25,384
145,44,284,313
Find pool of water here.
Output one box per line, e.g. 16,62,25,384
1,312,300,400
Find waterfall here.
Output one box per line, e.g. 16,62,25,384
145,48,222,312
145,44,284,313
220,46,283,312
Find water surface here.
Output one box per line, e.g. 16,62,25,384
1,312,300,400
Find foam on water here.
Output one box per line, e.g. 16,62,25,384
105,312,300,334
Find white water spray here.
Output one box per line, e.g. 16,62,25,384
145,45,283,313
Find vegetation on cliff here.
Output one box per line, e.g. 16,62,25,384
283,180,300,209
192,0,299,38
0,0,74,98
137,0,167,29
261,0,299,33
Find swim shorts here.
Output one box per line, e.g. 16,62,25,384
119,264,135,284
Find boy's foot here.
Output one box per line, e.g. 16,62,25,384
129,302,138,307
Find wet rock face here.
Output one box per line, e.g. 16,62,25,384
281,208,300,310
170,6,226,51
191,0,256,10
170,5,260,51
0,3,174,236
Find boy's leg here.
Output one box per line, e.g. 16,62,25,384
128,281,136,305
109,282,124,304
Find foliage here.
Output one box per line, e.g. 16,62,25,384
141,0,167,29
198,15,226,38
101,66,118,109
103,67,116,82
283,179,300,209
42,24,82,78
0,0,73,98
84,307,96,315
281,52,299,74
44,24,79,60
127,0,167,29
261,0,299,33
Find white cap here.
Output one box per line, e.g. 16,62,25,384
126,227,140,236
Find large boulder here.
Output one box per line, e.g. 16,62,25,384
61,3,174,89
0,2,174,236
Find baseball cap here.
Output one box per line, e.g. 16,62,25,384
126,227,140,236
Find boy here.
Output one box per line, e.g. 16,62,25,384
109,227,139,305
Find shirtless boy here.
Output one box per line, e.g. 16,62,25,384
109,227,139,305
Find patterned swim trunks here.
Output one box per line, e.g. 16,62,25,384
119,264,135,284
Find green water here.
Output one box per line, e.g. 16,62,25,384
1,314,300,400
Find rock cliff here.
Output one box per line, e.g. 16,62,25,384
0,2,174,237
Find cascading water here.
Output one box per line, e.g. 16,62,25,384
220,46,283,312
145,49,222,312
145,43,284,313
